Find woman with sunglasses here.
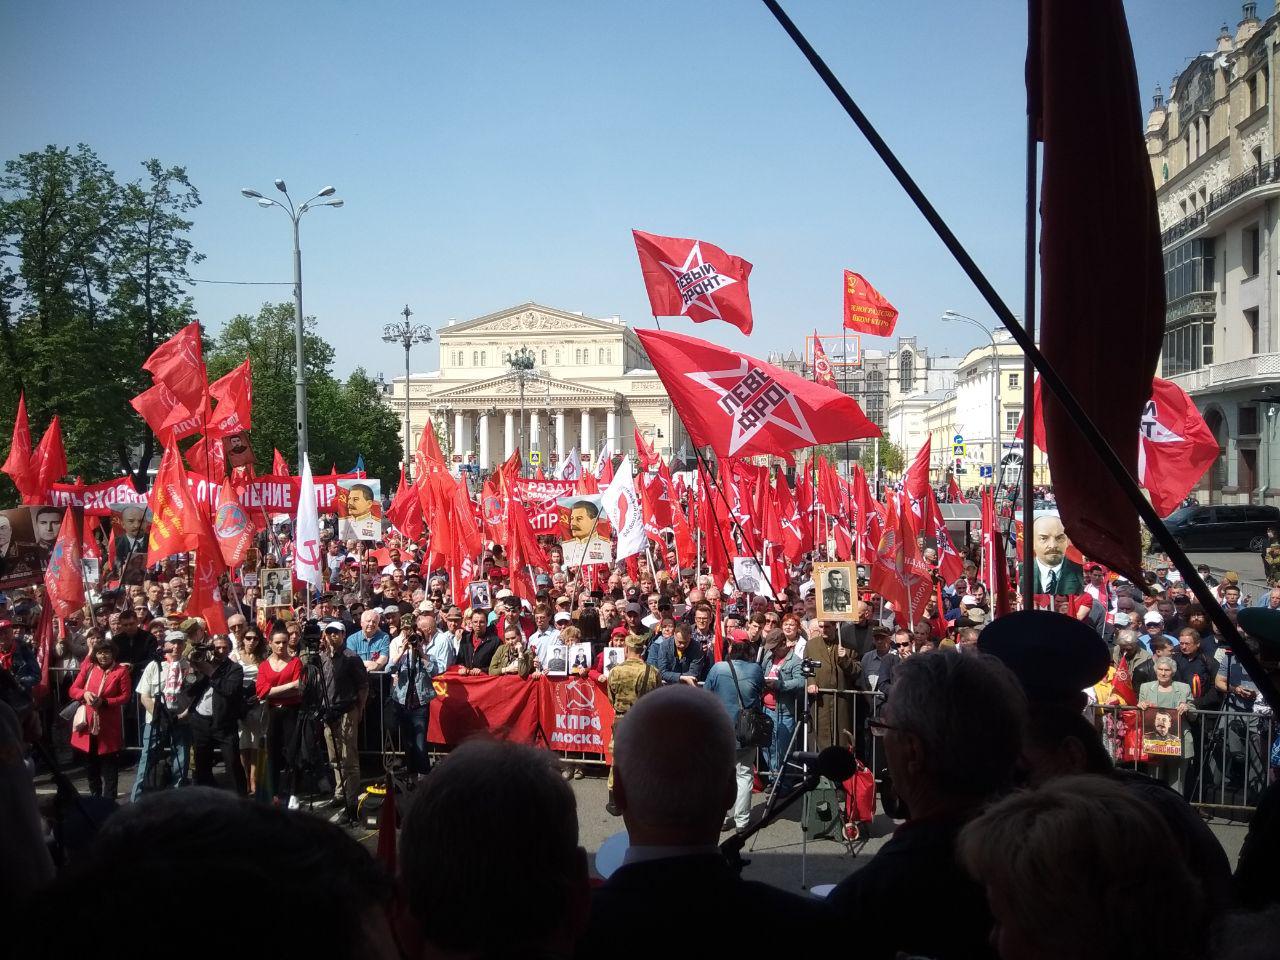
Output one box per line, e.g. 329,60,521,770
238,628,268,796
68,638,132,799
256,627,306,805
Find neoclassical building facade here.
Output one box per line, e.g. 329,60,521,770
383,303,688,473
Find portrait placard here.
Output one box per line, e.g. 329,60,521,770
814,561,856,621
1142,706,1183,758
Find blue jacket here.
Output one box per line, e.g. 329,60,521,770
761,650,806,720
3,640,39,692
388,643,438,707
646,637,707,684
705,660,764,728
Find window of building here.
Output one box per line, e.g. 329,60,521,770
481,351,487,366
1161,317,1215,376
1163,238,1215,301
555,350,560,365
1008,373,1020,389
472,351,478,366
575,348,582,364
541,350,547,365
1253,146,1264,170
599,348,605,364
1245,225,1261,277
1245,308,1260,354
1005,410,1021,433
606,347,612,364
1240,405,1259,436
898,351,915,388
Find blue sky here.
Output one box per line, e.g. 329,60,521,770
0,0,1241,377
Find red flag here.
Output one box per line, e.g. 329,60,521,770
386,467,425,542
212,480,253,569
143,321,209,417
185,435,226,484
870,495,932,629
131,381,200,442
147,444,198,566
43,508,85,618
2,392,37,499
946,473,968,504
505,497,549,605
634,427,660,472
775,470,809,563
811,333,837,388
27,416,67,500
923,490,964,584
479,476,508,547
981,489,1012,618
903,436,932,504
272,448,290,476
189,540,229,634
696,461,733,586
81,514,103,561
208,358,253,437
632,229,755,335
533,464,546,481
1111,653,1136,707
415,419,447,477
842,271,899,337
31,601,57,704
638,329,879,462
1036,1,1164,582
852,465,880,564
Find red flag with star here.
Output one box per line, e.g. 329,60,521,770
903,436,932,504
811,333,837,388
43,507,85,619
632,229,755,335
842,271,899,337
637,329,879,462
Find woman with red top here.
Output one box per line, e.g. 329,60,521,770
68,638,133,799
256,627,306,804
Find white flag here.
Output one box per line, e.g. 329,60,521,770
557,447,582,481
593,439,613,479
294,455,324,592
603,455,646,562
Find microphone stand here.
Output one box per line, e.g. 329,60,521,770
721,768,822,875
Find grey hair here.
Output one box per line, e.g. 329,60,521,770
1116,629,1140,646
614,685,734,829
886,650,1027,801
1154,655,1177,672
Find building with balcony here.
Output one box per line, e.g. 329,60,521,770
1145,3,1280,505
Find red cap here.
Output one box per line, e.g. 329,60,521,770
610,625,629,638
730,628,749,642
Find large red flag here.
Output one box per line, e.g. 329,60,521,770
212,480,253,569
505,496,549,605
2,392,36,499
923,489,965,584
632,229,754,335
189,534,230,633
185,434,226,484
208,358,253,437
852,465,880,564
147,444,198,566
981,489,1012,618
387,467,425,542
131,382,200,442
81,514,103,561
1036,0,1164,582
638,329,879,461
415,419,448,477
43,508,85,618
870,495,932,629
634,427,660,472
696,461,733,586
903,436,932,504
811,333,837,388
842,271,899,338
28,416,67,500
946,472,969,504
775,470,809,563
143,321,209,417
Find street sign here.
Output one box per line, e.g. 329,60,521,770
955,466,967,475
979,465,994,478
529,451,541,465
952,443,966,457
952,434,964,444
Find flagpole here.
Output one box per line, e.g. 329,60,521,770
1020,0,1040,611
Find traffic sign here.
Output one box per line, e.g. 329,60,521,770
529,451,541,465
952,443,966,457
953,434,964,444
979,465,994,478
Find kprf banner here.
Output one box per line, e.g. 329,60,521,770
511,479,575,534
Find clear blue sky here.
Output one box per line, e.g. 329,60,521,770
0,0,1240,377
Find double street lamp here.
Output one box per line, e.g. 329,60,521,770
240,179,344,464
942,310,1001,486
382,305,433,481
506,346,539,470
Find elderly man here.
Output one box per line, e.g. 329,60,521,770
346,609,391,672
827,650,1027,959
579,686,834,956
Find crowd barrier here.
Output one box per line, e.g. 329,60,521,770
37,668,1276,816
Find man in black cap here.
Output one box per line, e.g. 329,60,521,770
978,609,1232,912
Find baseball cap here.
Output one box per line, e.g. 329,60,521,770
554,611,572,624
960,594,978,607
164,630,185,644
1223,571,1240,583
610,625,629,639
495,589,514,600
322,621,345,634
1113,611,1132,628
625,602,643,615
1143,611,1164,626
966,608,988,625
730,628,749,642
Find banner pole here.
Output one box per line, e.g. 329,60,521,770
1020,0,1040,611
760,0,1278,707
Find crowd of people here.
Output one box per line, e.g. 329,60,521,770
2,488,1280,958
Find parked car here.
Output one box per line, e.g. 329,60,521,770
1165,504,1280,552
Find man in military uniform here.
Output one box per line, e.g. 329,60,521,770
605,635,661,816
805,616,864,751
824,568,852,613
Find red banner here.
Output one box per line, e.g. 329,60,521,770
47,477,148,515
511,479,575,535
425,674,615,758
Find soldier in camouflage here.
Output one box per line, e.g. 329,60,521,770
605,635,661,816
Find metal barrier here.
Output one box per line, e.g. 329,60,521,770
1095,703,1276,814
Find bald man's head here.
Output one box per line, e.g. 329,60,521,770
613,685,735,846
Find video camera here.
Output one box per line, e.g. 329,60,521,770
300,618,323,661
798,657,822,678
189,639,214,665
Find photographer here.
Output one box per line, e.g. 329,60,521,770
321,621,369,826
130,630,192,801
188,635,248,796
389,614,442,780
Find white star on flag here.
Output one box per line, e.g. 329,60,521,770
685,359,815,455
659,242,738,323
1137,401,1185,482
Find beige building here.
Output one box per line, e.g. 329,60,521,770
382,303,687,473
1143,3,1280,504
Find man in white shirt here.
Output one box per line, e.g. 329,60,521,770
527,604,561,670
130,631,192,801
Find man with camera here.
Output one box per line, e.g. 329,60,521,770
131,630,193,801
188,635,248,796
320,621,369,826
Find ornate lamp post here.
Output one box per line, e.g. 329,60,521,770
382,305,433,481
506,346,538,470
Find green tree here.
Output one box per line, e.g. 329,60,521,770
860,438,905,476
208,302,402,482
0,144,202,490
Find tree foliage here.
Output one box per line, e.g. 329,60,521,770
207,302,402,482
0,144,202,490
859,438,905,476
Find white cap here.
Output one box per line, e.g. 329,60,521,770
553,611,571,624
961,594,978,606
1113,612,1132,627
1143,611,1164,626
641,614,659,629
495,589,514,600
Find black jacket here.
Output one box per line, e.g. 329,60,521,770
458,629,500,671
577,854,836,959
186,658,245,735
1173,650,1221,710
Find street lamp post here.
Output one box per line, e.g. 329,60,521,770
381,305,433,482
942,311,1001,488
241,180,343,463
506,346,537,473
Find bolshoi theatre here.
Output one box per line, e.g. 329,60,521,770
383,302,689,473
